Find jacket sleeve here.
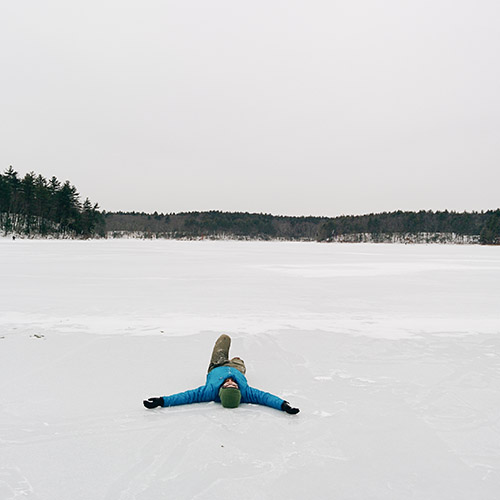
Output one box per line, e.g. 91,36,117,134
242,387,285,411
162,385,215,407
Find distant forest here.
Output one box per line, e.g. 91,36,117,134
105,209,500,245
1,166,499,244
0,167,105,237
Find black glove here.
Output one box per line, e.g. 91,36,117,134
143,397,163,409
281,401,300,414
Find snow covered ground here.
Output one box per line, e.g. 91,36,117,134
1,238,499,499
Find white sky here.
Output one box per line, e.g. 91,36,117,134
1,0,499,216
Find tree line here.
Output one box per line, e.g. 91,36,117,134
104,209,500,244
106,211,322,240
0,166,105,237
316,210,500,244
2,165,498,244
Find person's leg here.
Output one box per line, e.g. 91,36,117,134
227,356,246,374
208,334,231,372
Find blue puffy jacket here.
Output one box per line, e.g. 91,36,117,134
161,366,285,411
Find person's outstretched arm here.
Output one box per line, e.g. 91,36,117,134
243,387,300,414
143,385,215,409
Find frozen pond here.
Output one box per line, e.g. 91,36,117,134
1,239,499,499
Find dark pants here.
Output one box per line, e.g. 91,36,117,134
208,334,246,374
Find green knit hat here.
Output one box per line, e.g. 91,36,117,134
219,387,241,408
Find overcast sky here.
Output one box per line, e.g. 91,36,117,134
1,1,499,217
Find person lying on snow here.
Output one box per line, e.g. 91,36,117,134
143,334,300,414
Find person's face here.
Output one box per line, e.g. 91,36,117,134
222,378,239,389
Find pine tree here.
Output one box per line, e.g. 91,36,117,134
480,210,500,245
0,167,104,237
